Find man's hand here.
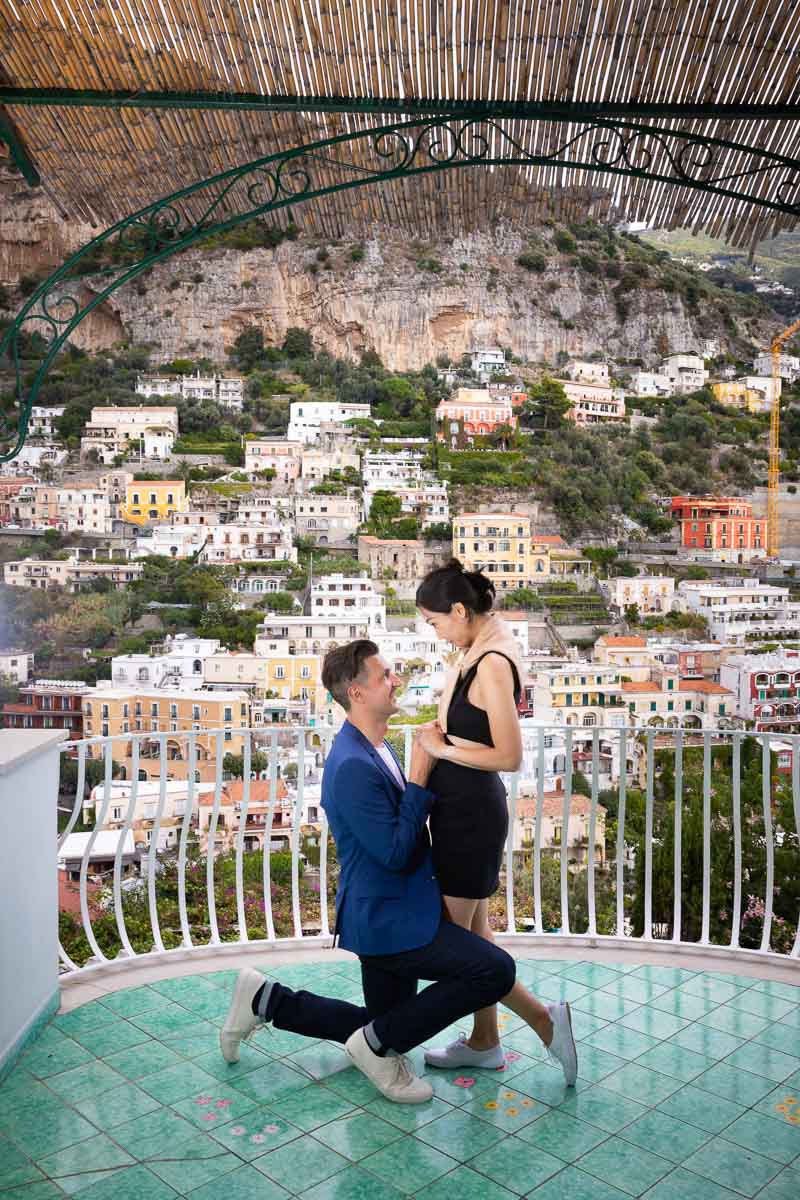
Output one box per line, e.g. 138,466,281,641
416,721,448,759
408,727,436,787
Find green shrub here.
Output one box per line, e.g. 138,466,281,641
554,230,577,254
516,252,547,272
350,245,365,262
417,257,443,273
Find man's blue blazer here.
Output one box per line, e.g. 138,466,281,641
321,719,441,957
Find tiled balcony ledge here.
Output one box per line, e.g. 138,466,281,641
58,936,800,1014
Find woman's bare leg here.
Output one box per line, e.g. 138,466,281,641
467,900,501,1048
453,898,554,1049
455,902,551,1051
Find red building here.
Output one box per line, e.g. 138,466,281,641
671,496,767,563
2,680,88,742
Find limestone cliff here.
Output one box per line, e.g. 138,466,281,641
0,174,776,371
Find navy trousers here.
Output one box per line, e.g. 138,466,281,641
264,918,516,1055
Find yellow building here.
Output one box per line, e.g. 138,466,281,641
204,647,324,715
82,687,249,783
452,512,536,591
121,480,188,525
712,380,773,415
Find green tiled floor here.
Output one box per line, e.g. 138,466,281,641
1,959,799,1199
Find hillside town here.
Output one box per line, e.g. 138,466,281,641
2,338,799,898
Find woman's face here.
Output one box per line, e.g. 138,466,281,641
419,604,473,648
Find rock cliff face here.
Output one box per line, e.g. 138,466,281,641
1,176,769,371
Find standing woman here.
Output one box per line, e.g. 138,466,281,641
415,560,574,1074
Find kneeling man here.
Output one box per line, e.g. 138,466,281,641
221,640,577,1103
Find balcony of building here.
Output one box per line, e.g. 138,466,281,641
1,725,798,1200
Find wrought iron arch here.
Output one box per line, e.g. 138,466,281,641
3,110,800,462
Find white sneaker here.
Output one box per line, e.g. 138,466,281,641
546,1001,578,1086
220,968,269,1063
345,1028,433,1104
424,1034,505,1070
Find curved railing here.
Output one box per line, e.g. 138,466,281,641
56,724,800,979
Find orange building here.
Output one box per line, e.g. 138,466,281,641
671,496,767,563
436,388,517,446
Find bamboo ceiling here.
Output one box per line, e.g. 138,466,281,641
2,1,800,245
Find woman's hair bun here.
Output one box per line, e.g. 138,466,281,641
464,568,495,612
415,557,494,615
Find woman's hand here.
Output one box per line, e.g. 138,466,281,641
415,721,448,759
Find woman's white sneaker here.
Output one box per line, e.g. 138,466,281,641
546,1001,578,1086
346,1029,433,1103
424,1034,505,1070
220,968,268,1063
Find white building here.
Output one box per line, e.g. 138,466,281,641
632,371,673,398
136,372,244,410
677,580,800,646
310,573,386,630
3,556,142,592
741,375,781,412
0,444,67,474
135,522,296,564
294,495,361,544
604,576,675,615
110,634,222,690
470,348,507,379
231,572,295,600
27,406,65,439
255,615,371,657
81,406,179,465
753,352,800,382
142,426,175,461
56,486,114,535
558,380,625,425
390,483,449,529
362,450,430,513
0,649,34,683
300,445,362,484
721,649,800,728
287,401,372,444
567,361,610,386
660,353,708,394
83,779,216,852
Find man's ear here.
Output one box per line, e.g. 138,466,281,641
453,602,467,619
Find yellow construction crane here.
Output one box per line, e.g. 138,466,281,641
768,315,800,558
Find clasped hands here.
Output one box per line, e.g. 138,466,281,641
407,721,447,787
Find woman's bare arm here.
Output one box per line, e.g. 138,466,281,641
418,655,523,772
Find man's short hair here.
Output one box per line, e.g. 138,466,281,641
322,639,379,710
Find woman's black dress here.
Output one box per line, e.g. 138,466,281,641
428,651,521,899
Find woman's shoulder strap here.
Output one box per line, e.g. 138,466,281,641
468,651,521,693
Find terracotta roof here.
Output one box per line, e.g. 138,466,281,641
621,681,659,693
517,792,607,820
531,535,566,546
597,636,647,648
198,779,291,806
679,680,732,694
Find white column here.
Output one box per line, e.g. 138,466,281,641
0,729,65,1077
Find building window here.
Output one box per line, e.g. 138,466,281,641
275,666,285,679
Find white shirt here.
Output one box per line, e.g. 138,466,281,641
376,743,404,789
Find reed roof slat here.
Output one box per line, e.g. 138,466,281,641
1,0,799,244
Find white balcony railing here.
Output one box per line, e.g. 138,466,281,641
54,725,800,982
